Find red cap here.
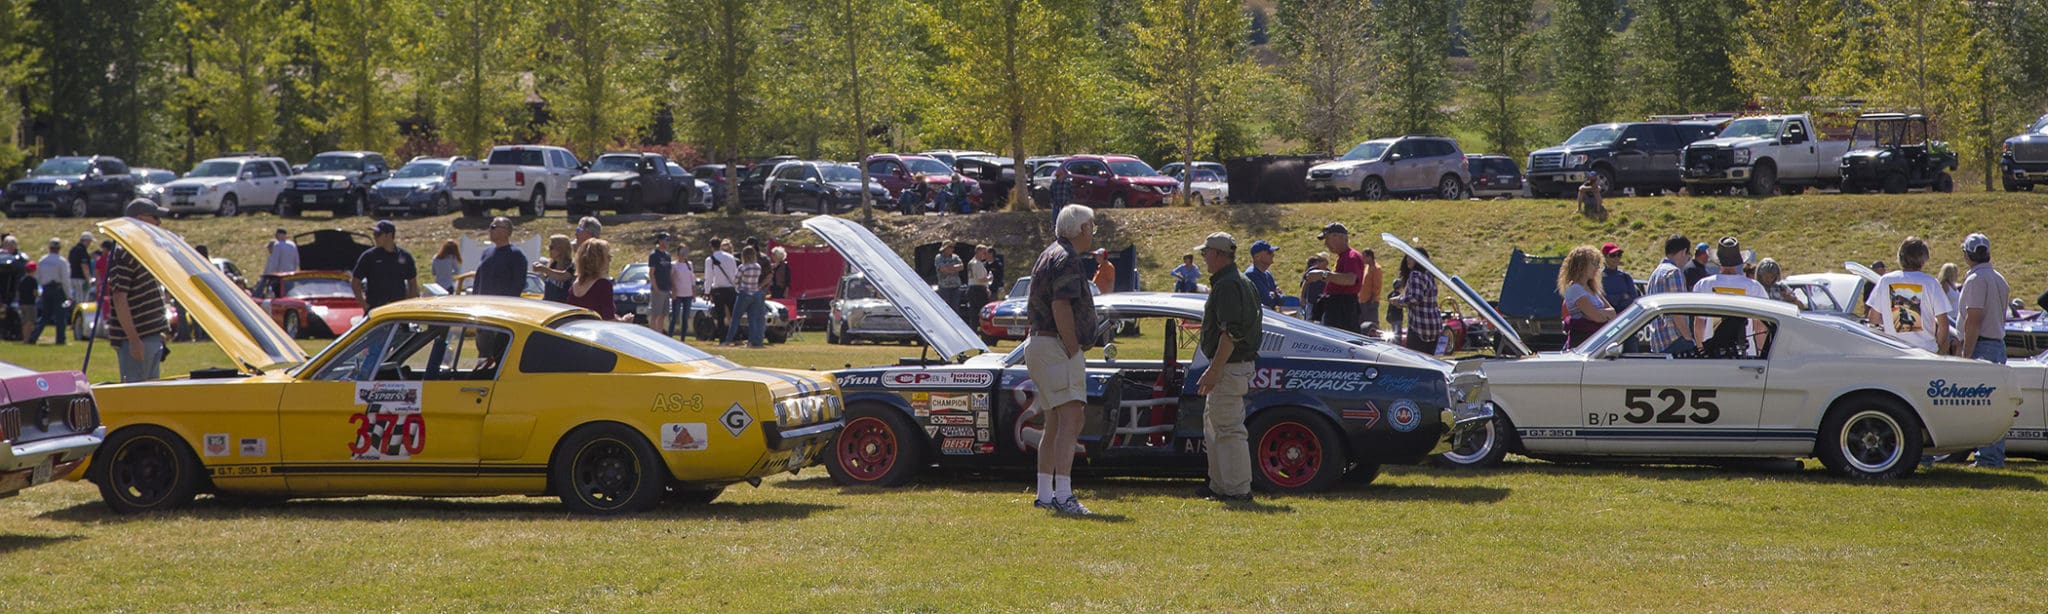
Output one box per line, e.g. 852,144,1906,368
1600,242,1623,256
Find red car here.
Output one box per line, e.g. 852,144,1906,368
864,154,978,202
253,229,373,338
1057,154,1178,208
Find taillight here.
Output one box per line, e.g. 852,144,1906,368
0,406,17,442
515,171,526,186
68,398,96,433
449,171,458,184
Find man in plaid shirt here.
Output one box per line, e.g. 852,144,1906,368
1643,235,1697,354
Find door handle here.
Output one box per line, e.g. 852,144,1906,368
1738,365,1765,373
460,386,490,395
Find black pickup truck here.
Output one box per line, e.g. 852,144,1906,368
1525,121,1724,198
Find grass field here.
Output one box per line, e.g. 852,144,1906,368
3,337,2048,610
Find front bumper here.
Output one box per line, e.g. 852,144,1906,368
165,191,224,213
1,427,104,497
373,188,442,212
4,189,83,214
1526,171,1589,188
282,188,354,209
1682,165,1753,184
2002,158,2048,182
567,186,638,209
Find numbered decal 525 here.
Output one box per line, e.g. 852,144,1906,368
1587,388,1720,425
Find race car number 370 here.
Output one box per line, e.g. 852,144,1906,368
1588,388,1720,425
352,381,427,460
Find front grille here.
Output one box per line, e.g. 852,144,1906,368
576,181,614,190
170,186,202,197
293,180,330,191
1685,147,1732,171
0,405,17,442
2006,332,2048,357
993,315,1030,328
2013,140,2048,164
1307,169,1334,180
1529,152,1564,171
14,183,55,195
378,187,412,200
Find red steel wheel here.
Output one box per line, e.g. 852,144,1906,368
1249,409,1348,493
825,406,925,487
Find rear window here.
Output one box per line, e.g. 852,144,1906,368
488,149,546,166
1479,158,1519,174
552,320,718,364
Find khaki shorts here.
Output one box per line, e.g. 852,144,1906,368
649,288,672,312
1024,336,1088,408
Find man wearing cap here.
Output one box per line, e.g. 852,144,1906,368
1194,232,1259,503
1684,242,1712,289
29,238,67,345
967,245,995,315
1090,248,1116,294
1644,235,1698,355
1357,248,1381,333
1171,253,1200,293
648,232,675,333
1026,204,1099,515
1954,233,2010,467
1246,240,1280,308
68,232,92,302
109,200,172,382
352,220,418,313
935,241,965,312
1600,242,1640,313
476,217,527,297
1305,223,1363,332
1691,236,1769,357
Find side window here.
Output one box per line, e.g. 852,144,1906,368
250,163,276,178
368,155,387,171
270,161,288,176
869,161,899,176
312,323,399,381
1389,141,1415,158
1621,311,1776,359
519,332,619,374
379,322,511,381
1647,125,1679,149
802,165,820,180
1785,120,1808,141
1619,125,1650,145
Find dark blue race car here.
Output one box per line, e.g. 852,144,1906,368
802,216,1491,493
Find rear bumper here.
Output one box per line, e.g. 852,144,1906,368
1,428,104,497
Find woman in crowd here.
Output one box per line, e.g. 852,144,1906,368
767,246,791,299
724,245,767,347
431,239,461,290
537,234,573,302
1557,245,1615,350
1299,254,1327,321
563,239,617,320
1755,258,1805,310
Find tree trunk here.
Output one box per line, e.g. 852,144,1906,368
847,0,872,224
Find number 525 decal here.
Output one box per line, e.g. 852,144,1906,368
1588,388,1720,425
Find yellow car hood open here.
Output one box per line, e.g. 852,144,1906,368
98,218,309,373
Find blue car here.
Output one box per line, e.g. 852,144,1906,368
371,156,466,216
801,215,1488,493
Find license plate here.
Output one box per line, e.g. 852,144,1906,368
1006,326,1028,336
21,195,35,203
173,200,191,206
585,194,598,202
30,458,52,486
302,194,317,203
477,191,493,197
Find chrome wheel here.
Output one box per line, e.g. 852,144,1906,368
1840,410,1904,474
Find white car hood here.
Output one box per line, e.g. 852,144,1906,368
1689,136,1777,149
165,177,237,189
1310,159,1375,173
804,216,989,362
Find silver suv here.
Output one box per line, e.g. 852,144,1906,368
1305,136,1469,200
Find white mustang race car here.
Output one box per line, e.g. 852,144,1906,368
1384,234,2020,479
2003,355,2048,458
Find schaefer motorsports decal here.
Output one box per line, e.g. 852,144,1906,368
1927,380,1998,407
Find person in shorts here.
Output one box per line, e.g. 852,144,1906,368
1024,205,1099,516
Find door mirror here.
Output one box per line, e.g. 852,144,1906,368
241,171,255,180
1597,344,1623,360
1388,153,1403,161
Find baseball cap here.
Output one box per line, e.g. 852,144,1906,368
1317,223,1350,238
123,198,170,219
79,232,93,242
1600,242,1623,256
1716,236,1743,267
1694,242,1710,254
275,227,288,235
654,231,672,242
1194,232,1237,254
1962,233,1991,257
370,220,397,235
1250,240,1277,255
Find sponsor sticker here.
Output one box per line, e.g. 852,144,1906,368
661,423,709,451
721,403,755,437
1390,399,1421,432
837,373,881,388
1928,379,1998,407
930,414,974,426
929,393,972,414
939,426,974,437
34,377,48,391
1341,402,1381,429
925,426,940,438
203,433,231,457
911,392,931,417
975,411,990,428
239,437,266,457
941,438,975,455
350,382,424,461
976,442,996,454
976,427,992,442
884,369,995,389
971,393,990,409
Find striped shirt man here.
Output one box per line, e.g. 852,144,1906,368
107,248,169,341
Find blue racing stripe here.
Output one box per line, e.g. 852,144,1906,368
1519,429,1817,440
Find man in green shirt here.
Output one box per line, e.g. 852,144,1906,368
1194,232,1260,502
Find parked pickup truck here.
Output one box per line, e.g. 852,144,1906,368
1526,120,1724,198
1681,114,1848,196
451,145,582,217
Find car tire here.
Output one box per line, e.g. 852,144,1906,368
1110,194,1128,209
766,327,787,344
524,187,545,217
435,194,452,216
827,319,843,344
1342,462,1381,484
1839,179,1861,194
665,485,724,505
771,195,786,215
92,425,205,514
1816,396,1923,480
825,405,926,487
1746,162,1778,196
1249,408,1347,494
62,196,86,218
551,422,667,515
1360,177,1387,201
1437,174,1465,200
1434,412,1515,469
282,311,302,339
1591,166,1617,197
1934,172,1954,193
218,194,239,217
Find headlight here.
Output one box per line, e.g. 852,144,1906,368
309,305,330,317
53,179,69,187
1567,154,1589,167
1732,148,1752,165
1335,167,1358,177
610,181,627,189
415,183,436,192
209,184,224,193
330,179,351,189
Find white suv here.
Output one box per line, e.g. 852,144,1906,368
1305,136,1470,200
162,155,293,216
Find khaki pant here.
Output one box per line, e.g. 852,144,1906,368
1204,361,1254,496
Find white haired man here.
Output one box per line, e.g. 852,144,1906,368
1025,205,1098,515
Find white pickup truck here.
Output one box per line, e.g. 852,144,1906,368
450,145,582,217
1680,114,1849,196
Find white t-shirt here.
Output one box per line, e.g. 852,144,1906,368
703,251,739,289
671,259,696,298
265,239,300,276
1691,273,1767,298
1863,270,1953,352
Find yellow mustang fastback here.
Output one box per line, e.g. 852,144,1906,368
78,218,843,515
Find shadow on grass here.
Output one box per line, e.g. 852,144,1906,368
776,473,1507,505
1395,458,2048,491
0,533,82,554
36,496,840,524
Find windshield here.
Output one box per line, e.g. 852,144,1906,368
554,319,718,363
142,170,176,184
1564,125,1624,146
1108,160,1157,177
1717,118,1785,139
590,155,643,173
284,277,354,298
188,161,242,178
842,278,879,300
905,158,952,175
488,149,544,166
31,159,90,177
617,263,648,284
2031,114,2048,134
820,164,861,182
1007,276,1032,299
392,162,448,179
303,155,364,173
1339,142,1389,162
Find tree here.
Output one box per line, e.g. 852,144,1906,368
415,0,531,158
668,0,763,214
534,0,658,161
1729,0,1848,115
1546,0,1619,131
834,0,919,222
308,0,401,153
1462,0,1532,158
924,0,1102,210
0,0,38,177
1270,0,1373,153
1130,0,1250,204
175,0,301,155
1621,0,1743,116
1370,0,1453,136
30,0,177,160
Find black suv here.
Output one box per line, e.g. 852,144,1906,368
280,151,392,218
739,155,796,210
1525,121,1723,197
1840,113,1956,194
564,152,695,217
2000,112,2048,192
764,160,890,214
4,156,137,218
